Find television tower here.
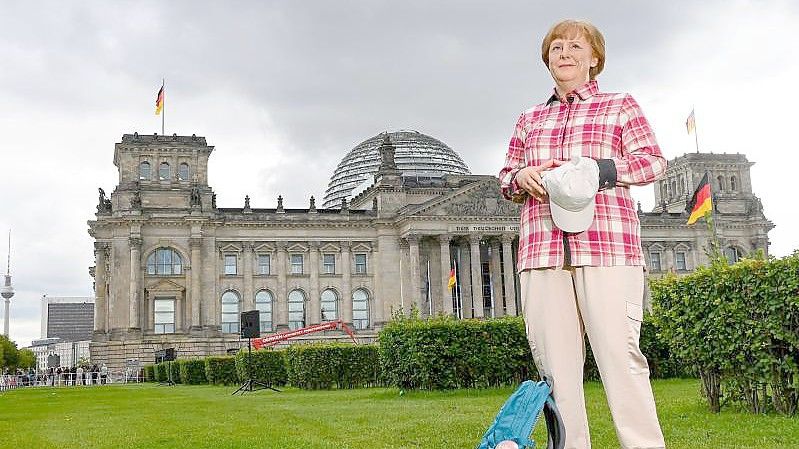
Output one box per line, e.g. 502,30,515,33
1,230,14,337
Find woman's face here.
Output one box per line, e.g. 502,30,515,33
547,33,598,88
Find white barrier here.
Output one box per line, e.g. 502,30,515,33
0,370,145,391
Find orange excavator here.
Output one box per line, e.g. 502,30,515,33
251,319,359,349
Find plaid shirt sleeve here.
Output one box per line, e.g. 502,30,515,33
499,112,528,202
613,95,667,185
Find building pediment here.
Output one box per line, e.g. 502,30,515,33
253,242,276,253
145,278,186,293
351,242,372,253
319,243,341,253
218,243,242,253
286,243,309,253
404,178,521,218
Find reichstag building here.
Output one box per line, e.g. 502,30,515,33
88,131,773,369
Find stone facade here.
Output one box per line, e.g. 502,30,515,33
88,134,773,370
640,153,773,273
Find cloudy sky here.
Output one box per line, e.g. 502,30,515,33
1,0,797,347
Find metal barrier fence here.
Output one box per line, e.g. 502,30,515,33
0,370,145,391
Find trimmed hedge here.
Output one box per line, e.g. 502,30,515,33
143,364,155,382
234,349,288,387
166,361,182,384
179,359,208,385
153,362,167,382
652,252,799,415
204,356,239,385
286,343,381,390
379,316,535,390
379,314,683,390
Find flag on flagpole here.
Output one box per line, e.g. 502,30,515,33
686,109,696,135
447,267,456,292
687,173,712,225
155,84,164,115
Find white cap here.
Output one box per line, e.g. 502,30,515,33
541,155,599,233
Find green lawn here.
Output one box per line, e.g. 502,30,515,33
1,379,797,448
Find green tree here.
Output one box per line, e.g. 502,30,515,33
17,349,36,370
0,335,19,369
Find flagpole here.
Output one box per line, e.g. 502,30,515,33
693,106,700,153
161,78,165,135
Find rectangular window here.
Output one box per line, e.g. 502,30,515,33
154,298,175,334
650,252,662,272
224,255,237,275
291,254,304,274
355,254,367,274
323,254,336,274
258,254,271,275
675,252,687,271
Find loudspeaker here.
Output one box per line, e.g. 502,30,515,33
241,310,260,338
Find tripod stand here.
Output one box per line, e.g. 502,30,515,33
232,337,280,395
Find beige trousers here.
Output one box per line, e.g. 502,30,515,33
520,266,665,449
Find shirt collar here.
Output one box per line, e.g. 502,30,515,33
546,79,599,105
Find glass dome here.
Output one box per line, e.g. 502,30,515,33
322,130,471,208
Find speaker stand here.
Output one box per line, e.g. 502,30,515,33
232,338,281,395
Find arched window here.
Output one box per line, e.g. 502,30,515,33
730,176,737,191
139,161,151,180
255,290,273,332
221,291,241,333
146,248,183,275
352,289,370,330
159,162,171,181
178,163,190,181
320,289,338,321
717,175,725,191
288,290,306,330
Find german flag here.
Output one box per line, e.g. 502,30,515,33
155,85,164,115
447,267,456,291
687,173,712,225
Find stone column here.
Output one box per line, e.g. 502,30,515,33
438,234,453,317
128,237,142,330
243,242,255,311
469,234,484,318
276,242,288,329
309,241,321,325
664,243,675,272
93,243,108,333
407,235,423,316
458,240,472,319
501,235,517,317
340,241,352,324
190,237,202,329
490,239,503,318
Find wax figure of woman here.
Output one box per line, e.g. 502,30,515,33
499,19,667,449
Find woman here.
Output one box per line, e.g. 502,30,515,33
499,19,666,449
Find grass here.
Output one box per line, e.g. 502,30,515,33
1,379,798,448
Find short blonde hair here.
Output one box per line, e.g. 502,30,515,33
541,19,606,80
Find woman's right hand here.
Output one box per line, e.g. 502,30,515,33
515,159,558,201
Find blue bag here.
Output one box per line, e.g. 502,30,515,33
477,379,565,449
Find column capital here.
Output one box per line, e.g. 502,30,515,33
242,241,254,251
340,240,351,250
128,237,142,249
190,237,203,248
436,233,452,244
405,234,420,245
276,241,288,251
94,242,109,253
501,234,515,245
309,240,321,250
467,233,482,246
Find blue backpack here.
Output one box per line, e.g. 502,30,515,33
477,379,565,449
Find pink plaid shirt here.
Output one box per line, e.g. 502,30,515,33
499,80,666,270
